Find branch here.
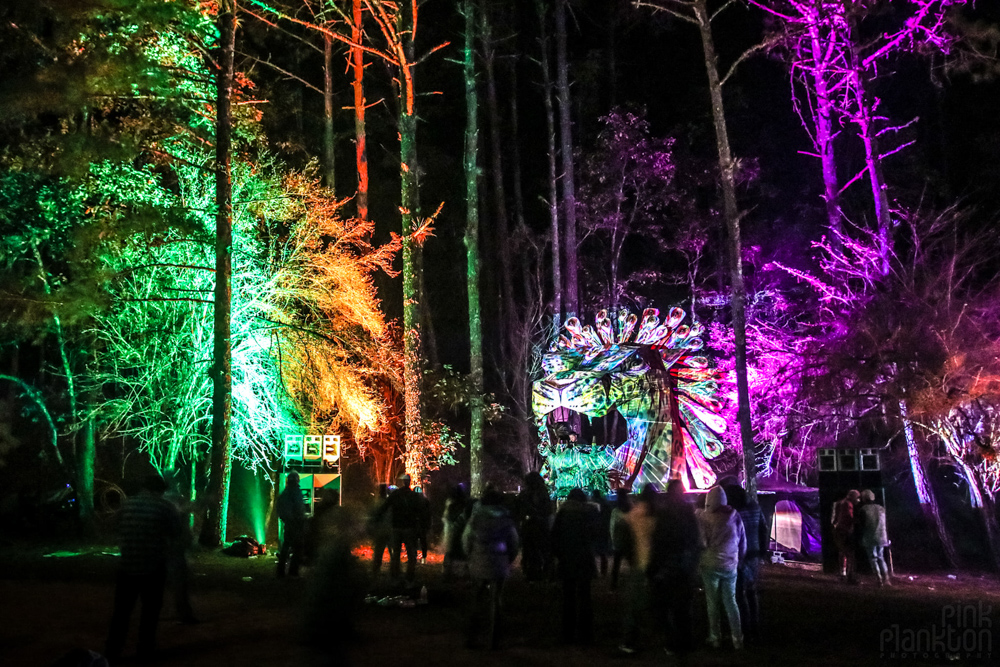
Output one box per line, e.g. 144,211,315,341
722,34,781,87
710,0,737,23
117,297,215,305
837,165,871,197
243,0,397,64
0,374,64,470
877,139,916,162
238,52,323,94
114,262,215,278
633,1,698,26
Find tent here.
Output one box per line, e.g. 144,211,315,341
757,476,822,561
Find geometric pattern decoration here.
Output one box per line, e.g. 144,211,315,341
532,307,727,495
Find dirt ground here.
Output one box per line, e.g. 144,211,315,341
3,540,999,667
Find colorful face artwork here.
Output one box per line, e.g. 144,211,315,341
532,307,727,496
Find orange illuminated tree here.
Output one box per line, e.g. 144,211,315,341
244,0,445,480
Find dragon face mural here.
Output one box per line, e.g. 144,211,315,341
532,307,728,497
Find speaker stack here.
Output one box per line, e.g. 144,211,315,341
817,448,884,574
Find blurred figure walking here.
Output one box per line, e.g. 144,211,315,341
618,484,658,654
609,489,632,590
516,472,553,582
304,504,369,667
726,484,767,642
650,480,700,657
442,483,470,580
462,485,520,649
164,468,198,624
592,489,613,577
551,487,599,645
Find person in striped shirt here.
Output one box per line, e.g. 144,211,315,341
105,472,180,662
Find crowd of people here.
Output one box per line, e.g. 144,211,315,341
359,471,775,657
100,469,892,664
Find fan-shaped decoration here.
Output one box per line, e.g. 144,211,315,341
532,307,727,496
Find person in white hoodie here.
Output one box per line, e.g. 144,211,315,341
695,486,747,650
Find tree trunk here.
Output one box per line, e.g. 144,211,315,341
31,244,79,470
847,31,892,273
77,383,96,530
515,249,539,472
979,494,1000,573
954,455,1000,571
855,81,892,275
554,0,578,319
507,58,526,233
508,52,538,471
806,18,841,236
536,0,561,330
692,0,756,499
323,32,336,195
397,2,424,477
482,12,515,365
204,0,236,548
0,374,63,470
464,0,485,498
352,0,368,220
607,0,619,108
900,400,959,568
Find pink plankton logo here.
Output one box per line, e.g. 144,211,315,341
880,603,993,661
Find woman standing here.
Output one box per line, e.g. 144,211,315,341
695,486,746,650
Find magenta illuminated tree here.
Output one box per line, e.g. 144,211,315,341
754,0,964,266
770,207,1000,568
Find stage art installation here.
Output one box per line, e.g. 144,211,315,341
532,307,728,497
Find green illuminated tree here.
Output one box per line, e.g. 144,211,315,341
461,0,485,497
0,0,221,527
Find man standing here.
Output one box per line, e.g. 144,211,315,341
414,485,432,564
106,473,180,662
277,472,307,577
857,489,891,586
369,484,394,576
378,473,421,583
831,489,860,583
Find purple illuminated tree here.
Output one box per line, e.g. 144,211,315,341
772,206,1000,567
577,108,677,314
